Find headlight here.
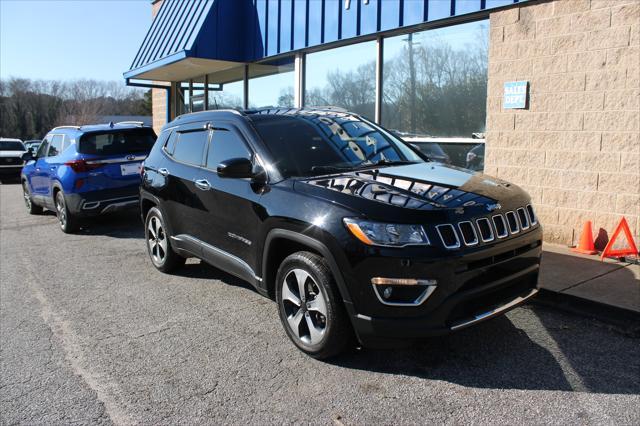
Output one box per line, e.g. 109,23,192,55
343,218,430,247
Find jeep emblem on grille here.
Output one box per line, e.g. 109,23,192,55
486,203,502,212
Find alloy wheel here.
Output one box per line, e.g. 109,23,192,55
55,192,67,228
22,183,31,210
147,216,167,265
281,268,328,345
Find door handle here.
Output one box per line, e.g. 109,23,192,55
194,179,211,191
50,166,57,171
158,168,169,176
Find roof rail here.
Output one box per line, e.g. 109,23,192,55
53,125,81,130
116,121,145,126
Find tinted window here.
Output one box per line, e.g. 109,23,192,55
78,128,156,155
0,141,25,151
164,130,178,154
48,135,64,157
412,142,446,157
250,113,422,178
206,129,251,170
173,130,208,166
36,138,50,157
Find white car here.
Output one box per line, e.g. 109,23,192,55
0,138,27,181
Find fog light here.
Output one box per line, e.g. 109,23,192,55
383,287,393,299
371,277,437,286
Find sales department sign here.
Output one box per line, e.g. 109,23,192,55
503,81,528,109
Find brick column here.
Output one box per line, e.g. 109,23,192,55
486,0,639,246
151,0,167,135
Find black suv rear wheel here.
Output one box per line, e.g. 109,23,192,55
276,251,352,359
145,207,186,273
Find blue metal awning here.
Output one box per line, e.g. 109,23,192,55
126,0,527,82
124,0,253,81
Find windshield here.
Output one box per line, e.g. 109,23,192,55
0,141,25,151
78,128,156,156
250,112,423,178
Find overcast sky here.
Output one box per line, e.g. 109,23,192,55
1,0,151,82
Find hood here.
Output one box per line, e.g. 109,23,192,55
0,150,26,158
295,163,529,220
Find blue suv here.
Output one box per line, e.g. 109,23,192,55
21,122,156,233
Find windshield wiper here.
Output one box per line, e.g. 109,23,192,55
355,159,418,169
310,165,357,174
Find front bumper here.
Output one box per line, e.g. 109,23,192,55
0,165,23,175
344,228,542,347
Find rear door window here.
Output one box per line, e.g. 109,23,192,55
78,128,156,155
206,129,251,170
47,135,64,157
172,130,209,166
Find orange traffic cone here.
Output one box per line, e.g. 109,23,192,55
572,221,598,255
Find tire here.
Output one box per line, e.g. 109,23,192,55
145,206,185,273
54,190,78,233
276,251,352,359
22,181,43,215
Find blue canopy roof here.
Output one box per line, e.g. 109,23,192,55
126,0,526,81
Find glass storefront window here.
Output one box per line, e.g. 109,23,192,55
191,77,205,113
207,66,245,110
248,57,295,108
305,41,376,120
382,20,489,138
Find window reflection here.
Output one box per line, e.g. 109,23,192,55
207,67,244,110
248,58,295,108
382,20,488,138
304,41,376,120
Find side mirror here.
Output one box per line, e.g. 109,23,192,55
217,157,253,179
21,152,34,162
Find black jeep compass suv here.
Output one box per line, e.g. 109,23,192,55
140,108,542,359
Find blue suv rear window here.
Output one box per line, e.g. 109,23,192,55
78,128,155,156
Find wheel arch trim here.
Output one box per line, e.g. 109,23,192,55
263,229,353,306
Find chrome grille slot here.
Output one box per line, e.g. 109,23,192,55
436,224,460,249
476,218,494,242
492,214,508,238
506,211,520,234
457,221,478,246
517,207,530,230
526,204,537,225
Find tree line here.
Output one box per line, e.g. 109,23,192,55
0,78,151,140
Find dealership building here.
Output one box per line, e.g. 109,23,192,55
125,0,639,247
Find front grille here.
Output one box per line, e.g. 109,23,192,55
492,214,508,238
436,224,460,249
457,221,478,246
506,211,520,234
476,218,494,242
526,204,537,225
517,207,530,230
436,206,538,249
1,157,21,165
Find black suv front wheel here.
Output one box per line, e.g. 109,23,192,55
145,207,185,273
276,251,352,359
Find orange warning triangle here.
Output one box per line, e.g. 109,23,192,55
601,217,639,260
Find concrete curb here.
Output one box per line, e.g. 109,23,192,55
533,289,640,337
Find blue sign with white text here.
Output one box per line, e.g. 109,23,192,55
503,81,528,109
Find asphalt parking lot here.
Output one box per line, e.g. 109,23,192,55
1,182,639,425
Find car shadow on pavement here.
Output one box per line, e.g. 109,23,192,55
331,305,640,395
76,210,144,239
